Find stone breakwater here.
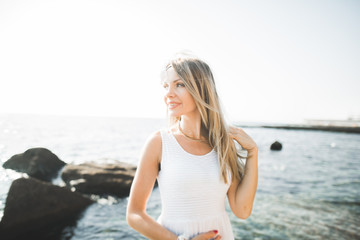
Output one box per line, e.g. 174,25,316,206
261,124,360,134
0,148,137,240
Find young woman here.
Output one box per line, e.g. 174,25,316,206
126,53,258,240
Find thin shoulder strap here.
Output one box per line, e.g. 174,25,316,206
159,129,170,171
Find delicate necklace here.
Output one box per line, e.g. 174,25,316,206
178,121,204,141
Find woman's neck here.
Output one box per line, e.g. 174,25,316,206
179,113,202,140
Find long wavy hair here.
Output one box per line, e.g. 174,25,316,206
162,53,245,184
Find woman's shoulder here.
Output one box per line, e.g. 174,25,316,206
141,130,164,164
144,127,175,149
144,128,168,151
146,129,162,145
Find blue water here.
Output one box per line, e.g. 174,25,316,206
0,114,359,239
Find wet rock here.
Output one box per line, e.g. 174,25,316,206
2,148,66,181
0,177,94,240
61,162,137,197
270,141,282,151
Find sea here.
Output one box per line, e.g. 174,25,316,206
0,114,359,240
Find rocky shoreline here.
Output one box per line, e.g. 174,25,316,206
0,148,138,240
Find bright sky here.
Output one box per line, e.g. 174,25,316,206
0,0,359,124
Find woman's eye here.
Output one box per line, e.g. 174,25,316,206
163,84,169,89
176,83,185,87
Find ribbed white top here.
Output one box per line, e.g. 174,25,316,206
156,129,234,240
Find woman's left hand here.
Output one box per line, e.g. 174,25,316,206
228,125,258,152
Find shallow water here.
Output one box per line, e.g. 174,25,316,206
0,114,359,239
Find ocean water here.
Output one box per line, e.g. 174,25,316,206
0,114,359,240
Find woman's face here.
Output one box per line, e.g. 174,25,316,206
162,67,197,117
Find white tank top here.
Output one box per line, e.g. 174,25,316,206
156,129,235,240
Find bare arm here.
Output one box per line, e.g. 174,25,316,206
126,131,178,240
227,126,258,219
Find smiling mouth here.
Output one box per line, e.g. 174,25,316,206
168,103,180,109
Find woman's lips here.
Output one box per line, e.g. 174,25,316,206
168,102,180,109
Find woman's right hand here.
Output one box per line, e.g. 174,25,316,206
191,230,221,240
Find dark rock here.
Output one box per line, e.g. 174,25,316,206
61,162,137,197
270,141,282,151
2,148,66,181
0,177,93,240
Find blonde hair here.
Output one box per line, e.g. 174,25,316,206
162,53,245,184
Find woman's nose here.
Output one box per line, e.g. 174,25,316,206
165,85,176,98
